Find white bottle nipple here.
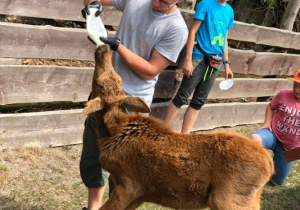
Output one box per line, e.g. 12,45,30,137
86,8,108,47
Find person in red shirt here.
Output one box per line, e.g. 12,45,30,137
250,69,300,186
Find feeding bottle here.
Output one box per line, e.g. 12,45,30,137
86,8,108,46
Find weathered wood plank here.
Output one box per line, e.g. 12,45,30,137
0,58,22,65
0,65,93,105
172,77,292,100
208,78,291,99
0,65,292,105
0,0,121,26
229,21,300,50
0,65,176,105
1,22,300,74
1,0,300,50
0,102,267,149
0,22,115,61
0,22,298,73
0,110,85,149
150,102,268,132
228,48,300,76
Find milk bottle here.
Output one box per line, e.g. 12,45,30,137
86,8,108,46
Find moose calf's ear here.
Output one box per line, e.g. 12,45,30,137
80,97,104,117
121,96,151,113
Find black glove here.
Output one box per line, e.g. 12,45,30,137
100,37,121,51
81,1,103,19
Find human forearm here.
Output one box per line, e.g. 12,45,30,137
264,104,274,123
261,104,274,129
116,44,170,80
184,33,196,62
223,34,233,79
223,35,230,70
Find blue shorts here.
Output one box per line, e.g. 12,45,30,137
253,129,294,185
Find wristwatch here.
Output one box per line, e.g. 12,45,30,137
223,60,231,65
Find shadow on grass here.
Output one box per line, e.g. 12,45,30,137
0,196,20,210
0,196,45,210
262,184,300,210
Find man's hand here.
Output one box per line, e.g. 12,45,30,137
100,37,120,51
81,1,103,19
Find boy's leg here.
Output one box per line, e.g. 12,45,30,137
80,113,109,209
163,102,180,126
181,106,200,133
182,66,217,133
166,59,203,127
88,186,106,209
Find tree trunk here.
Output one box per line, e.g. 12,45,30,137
280,0,300,30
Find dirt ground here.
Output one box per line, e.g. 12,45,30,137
0,124,261,210
1,124,299,210
0,145,86,210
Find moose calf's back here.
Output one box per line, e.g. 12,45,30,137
100,114,274,210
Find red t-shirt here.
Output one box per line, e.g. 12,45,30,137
271,90,300,151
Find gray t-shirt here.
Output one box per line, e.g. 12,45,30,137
111,0,188,105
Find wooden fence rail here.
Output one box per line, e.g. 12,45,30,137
1,0,300,149
0,65,292,105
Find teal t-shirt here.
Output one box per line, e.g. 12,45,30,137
192,0,234,60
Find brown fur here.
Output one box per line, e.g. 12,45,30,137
82,45,274,210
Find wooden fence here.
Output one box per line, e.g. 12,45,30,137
1,0,300,149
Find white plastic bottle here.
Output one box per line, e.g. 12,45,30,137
86,8,108,46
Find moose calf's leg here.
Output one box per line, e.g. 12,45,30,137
100,185,142,210
208,190,261,210
124,198,144,210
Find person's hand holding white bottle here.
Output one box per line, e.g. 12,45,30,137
82,1,107,46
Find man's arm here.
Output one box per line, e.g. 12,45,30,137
83,0,113,7
259,104,274,131
83,0,171,80
116,45,171,80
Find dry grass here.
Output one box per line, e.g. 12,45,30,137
0,124,299,210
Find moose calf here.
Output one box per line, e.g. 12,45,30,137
81,45,274,210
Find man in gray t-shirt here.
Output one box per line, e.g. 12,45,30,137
111,0,188,105
80,0,188,209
